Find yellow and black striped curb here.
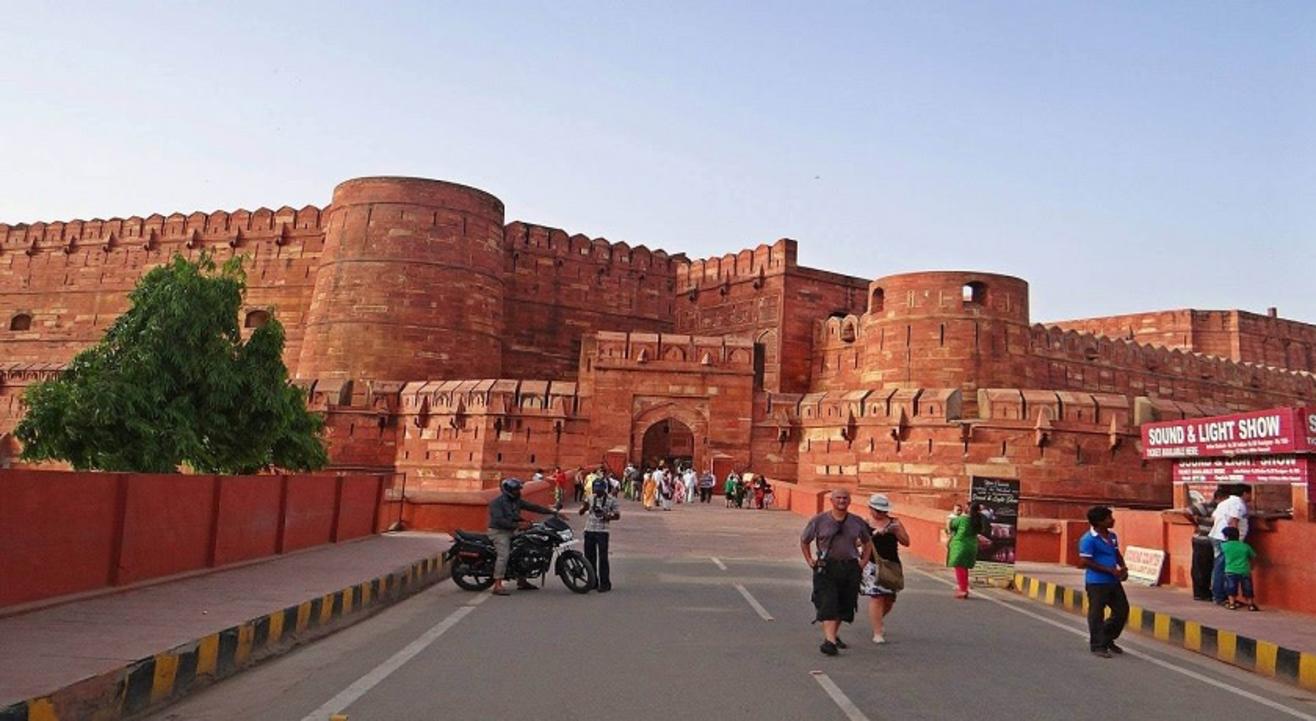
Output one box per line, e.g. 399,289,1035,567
0,555,448,721
1012,573,1316,691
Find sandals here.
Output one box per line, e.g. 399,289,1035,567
1224,601,1240,610
1248,603,1262,612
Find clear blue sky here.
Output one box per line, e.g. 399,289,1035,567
2,2,1312,323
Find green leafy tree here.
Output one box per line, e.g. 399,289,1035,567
16,252,329,474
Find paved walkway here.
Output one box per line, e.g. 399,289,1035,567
0,533,448,707
1015,561,1316,654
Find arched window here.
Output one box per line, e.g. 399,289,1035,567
244,309,270,329
870,288,885,313
9,313,32,331
840,322,857,343
962,282,986,305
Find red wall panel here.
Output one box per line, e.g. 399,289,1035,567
212,475,282,565
0,471,119,606
116,474,215,584
335,475,381,541
282,475,337,551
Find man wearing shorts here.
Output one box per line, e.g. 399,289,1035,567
801,489,873,656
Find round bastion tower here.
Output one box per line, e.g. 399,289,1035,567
860,271,1032,404
296,177,506,382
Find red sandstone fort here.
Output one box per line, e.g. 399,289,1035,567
3,176,1314,518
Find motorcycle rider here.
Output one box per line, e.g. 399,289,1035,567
488,478,559,596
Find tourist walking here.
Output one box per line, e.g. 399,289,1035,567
724,471,740,508
1078,505,1129,657
683,466,698,504
551,466,569,508
657,467,675,511
800,489,873,656
946,500,984,598
1209,484,1252,605
861,494,909,644
572,468,586,504
579,477,620,592
642,469,658,510
698,468,715,503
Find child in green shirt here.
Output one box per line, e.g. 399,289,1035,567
1221,527,1259,611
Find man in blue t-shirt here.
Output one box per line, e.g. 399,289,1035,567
1077,505,1129,658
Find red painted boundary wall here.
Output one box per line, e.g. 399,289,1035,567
0,470,387,610
378,479,557,534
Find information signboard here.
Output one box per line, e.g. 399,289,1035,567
969,477,1019,582
1172,455,1311,485
1140,406,1314,459
1123,546,1166,586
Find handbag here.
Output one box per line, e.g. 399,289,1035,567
876,557,905,591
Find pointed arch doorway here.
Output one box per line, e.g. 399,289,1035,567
641,418,695,470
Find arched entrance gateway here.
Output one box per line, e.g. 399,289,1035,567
630,402,710,473
641,419,695,470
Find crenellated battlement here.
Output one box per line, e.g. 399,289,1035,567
504,221,685,272
676,238,796,291
1028,322,1316,401
0,205,327,256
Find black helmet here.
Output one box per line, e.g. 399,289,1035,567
500,478,523,498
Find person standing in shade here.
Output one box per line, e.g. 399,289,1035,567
1078,505,1129,658
579,477,620,592
946,501,984,598
800,489,873,656
1187,487,1227,601
1209,484,1252,605
861,494,909,644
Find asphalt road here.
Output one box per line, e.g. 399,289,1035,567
145,501,1316,721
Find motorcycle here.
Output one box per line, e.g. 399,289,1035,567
446,515,596,594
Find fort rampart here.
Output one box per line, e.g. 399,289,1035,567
2,175,1312,522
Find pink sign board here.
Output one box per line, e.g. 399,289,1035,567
1172,455,1311,485
1141,406,1315,459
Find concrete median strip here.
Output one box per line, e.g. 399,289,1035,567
1010,572,1316,693
0,555,451,721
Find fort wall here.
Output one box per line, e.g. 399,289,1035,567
1051,309,1316,373
501,222,681,380
0,206,327,370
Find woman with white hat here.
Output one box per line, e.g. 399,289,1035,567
861,493,910,644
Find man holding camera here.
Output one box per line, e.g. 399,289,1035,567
579,477,621,592
801,489,873,656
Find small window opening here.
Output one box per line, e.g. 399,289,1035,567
9,313,32,331
870,288,885,313
962,281,986,305
244,309,270,329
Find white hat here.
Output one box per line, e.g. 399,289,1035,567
867,493,892,512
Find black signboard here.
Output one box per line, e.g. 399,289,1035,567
969,477,1020,580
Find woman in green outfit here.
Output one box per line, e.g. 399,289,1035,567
946,501,985,598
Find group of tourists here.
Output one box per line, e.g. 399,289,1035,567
800,489,912,655
1188,483,1260,611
